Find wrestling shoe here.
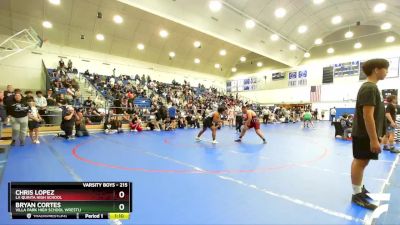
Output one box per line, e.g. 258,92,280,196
351,193,377,210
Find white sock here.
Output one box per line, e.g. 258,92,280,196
352,184,362,194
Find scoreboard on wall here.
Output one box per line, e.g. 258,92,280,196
333,61,360,77
9,182,132,220
227,77,257,92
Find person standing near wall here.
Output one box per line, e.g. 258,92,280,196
330,107,337,123
8,93,30,146
350,58,388,210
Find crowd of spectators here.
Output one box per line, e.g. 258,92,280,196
1,58,335,144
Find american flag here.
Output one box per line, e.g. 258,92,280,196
310,85,321,102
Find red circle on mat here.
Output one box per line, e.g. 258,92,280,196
72,138,330,174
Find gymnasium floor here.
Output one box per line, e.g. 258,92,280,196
0,121,399,225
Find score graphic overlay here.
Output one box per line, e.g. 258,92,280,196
9,182,132,220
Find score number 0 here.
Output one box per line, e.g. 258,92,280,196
118,190,127,211
117,183,128,211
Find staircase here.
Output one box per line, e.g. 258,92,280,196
74,74,108,108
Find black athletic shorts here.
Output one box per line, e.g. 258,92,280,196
28,121,40,130
352,136,379,160
203,117,218,128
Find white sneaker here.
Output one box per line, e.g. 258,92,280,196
36,140,40,144
212,140,218,144
195,137,201,142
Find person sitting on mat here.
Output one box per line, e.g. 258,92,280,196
340,114,353,140
235,105,266,144
195,106,226,144
104,111,123,134
129,115,143,132
75,107,89,137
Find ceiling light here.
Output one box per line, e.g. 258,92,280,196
231,67,237,72
169,52,175,58
49,0,60,5
327,47,335,54
137,43,145,50
289,44,297,51
219,49,226,56
373,3,386,13
304,52,311,58
209,1,222,12
245,19,256,29
113,15,123,24
214,63,221,69
193,41,201,48
381,22,392,30
275,8,286,18
331,15,342,25
42,21,53,29
159,30,169,38
314,38,323,45
270,34,279,41
298,25,308,34
194,58,200,64
386,36,395,43
240,56,246,62
313,0,325,5
345,31,354,38
96,34,104,41
354,42,362,49
257,62,263,67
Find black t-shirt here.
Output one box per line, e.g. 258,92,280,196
83,100,94,108
113,99,122,107
61,107,76,127
9,99,29,118
352,82,385,138
4,91,13,98
385,103,396,125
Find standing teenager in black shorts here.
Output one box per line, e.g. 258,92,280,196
351,58,389,210
195,106,225,144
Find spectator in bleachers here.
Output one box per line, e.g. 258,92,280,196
59,58,65,69
56,94,66,106
3,85,14,99
23,91,34,103
141,75,146,85
65,84,75,105
45,89,56,106
34,91,47,116
9,93,30,146
53,78,63,90
83,96,95,110
85,107,104,124
0,96,6,139
67,59,73,71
